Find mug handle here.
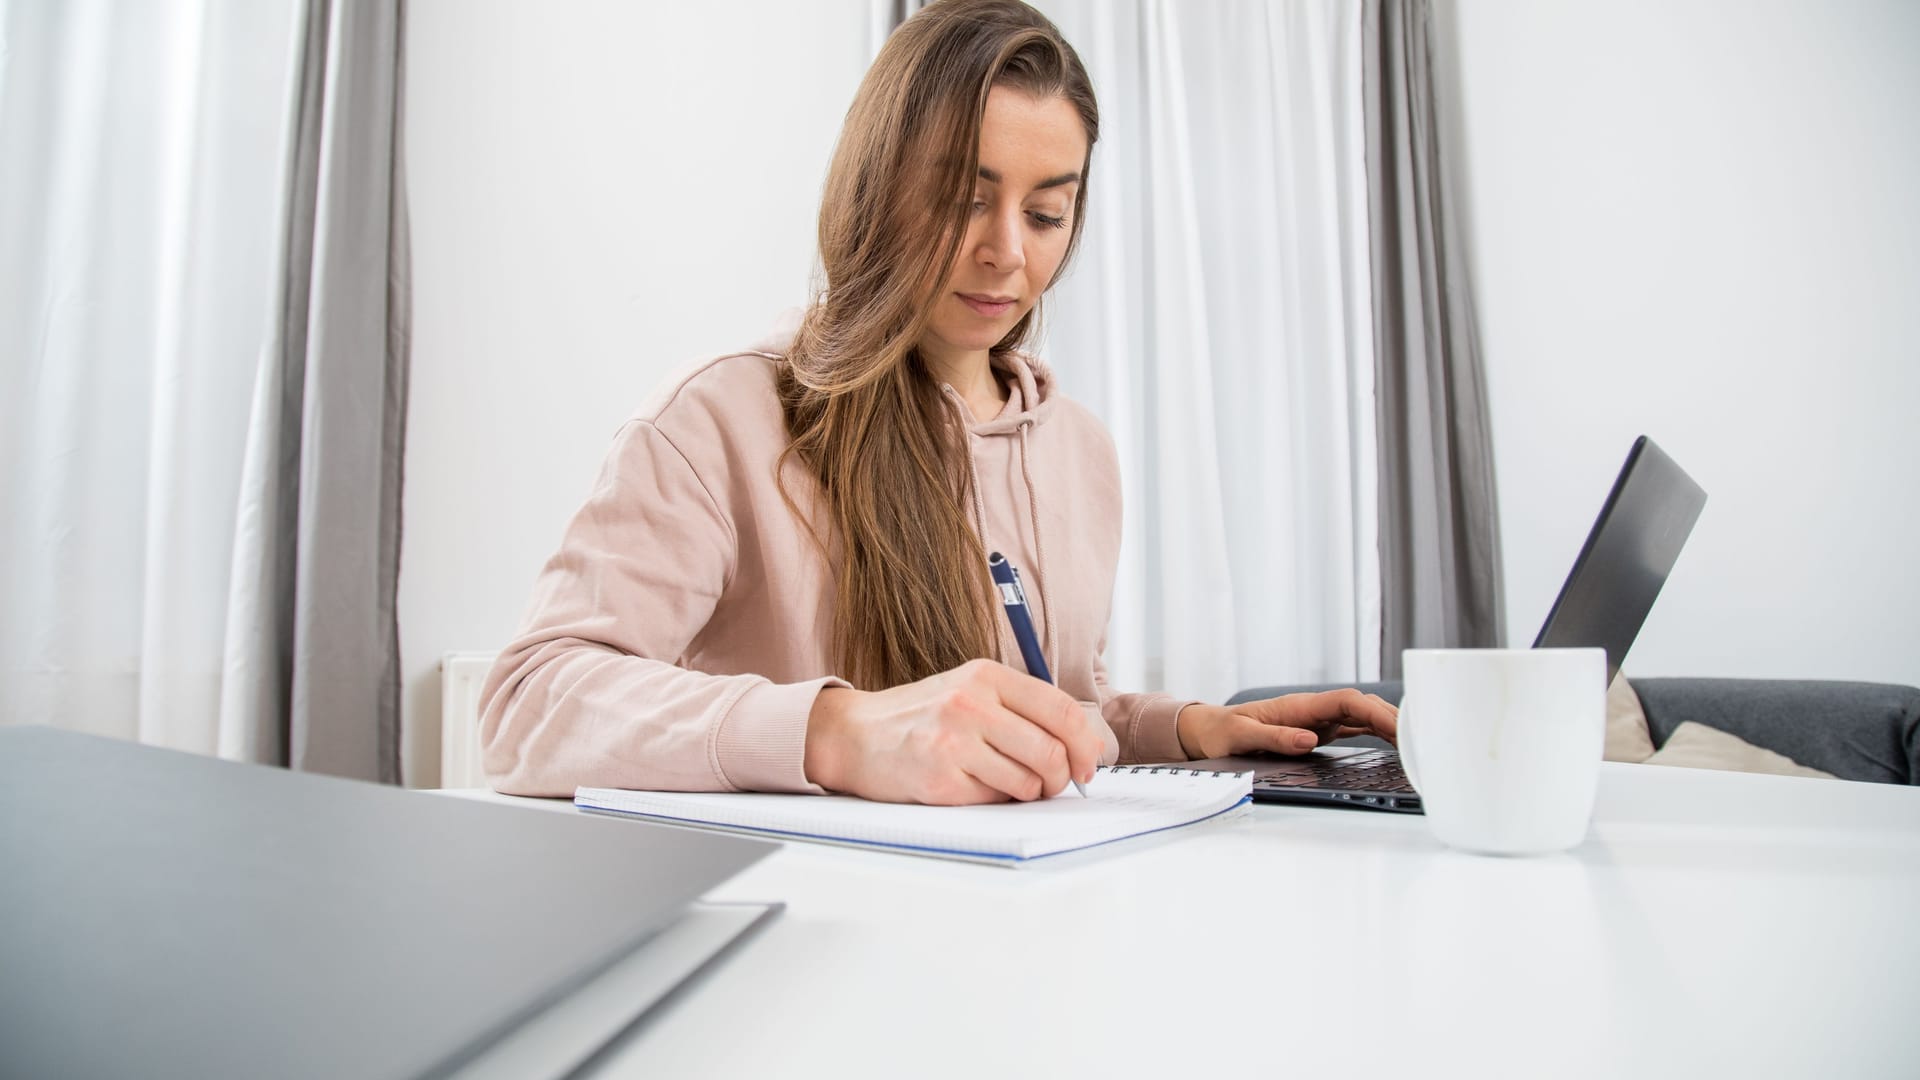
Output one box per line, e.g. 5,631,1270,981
1398,694,1424,794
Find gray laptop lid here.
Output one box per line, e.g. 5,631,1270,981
0,726,777,1080
1532,435,1707,682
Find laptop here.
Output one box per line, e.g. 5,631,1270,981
0,726,780,1079
1186,435,1707,814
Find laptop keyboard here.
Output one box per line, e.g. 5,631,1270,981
1252,749,1415,793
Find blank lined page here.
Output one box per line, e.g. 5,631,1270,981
575,766,1253,865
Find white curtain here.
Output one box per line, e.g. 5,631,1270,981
0,1,303,751
1031,0,1382,702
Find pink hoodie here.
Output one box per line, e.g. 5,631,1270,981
478,322,1200,797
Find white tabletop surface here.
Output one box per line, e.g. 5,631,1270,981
446,764,1920,1079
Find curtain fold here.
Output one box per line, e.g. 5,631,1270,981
1363,0,1504,676
224,0,408,782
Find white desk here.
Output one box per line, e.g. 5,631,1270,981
449,764,1920,1079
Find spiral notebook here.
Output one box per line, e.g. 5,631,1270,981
576,766,1254,867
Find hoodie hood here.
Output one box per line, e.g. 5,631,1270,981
749,308,1057,438
966,349,1058,436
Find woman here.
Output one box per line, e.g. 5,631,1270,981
479,0,1396,803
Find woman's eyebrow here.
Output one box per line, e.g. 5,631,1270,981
976,166,1081,190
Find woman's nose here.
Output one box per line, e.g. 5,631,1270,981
975,209,1025,273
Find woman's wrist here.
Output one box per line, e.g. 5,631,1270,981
1176,703,1225,760
804,687,856,791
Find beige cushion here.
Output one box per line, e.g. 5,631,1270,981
1603,674,1656,764
1644,721,1837,779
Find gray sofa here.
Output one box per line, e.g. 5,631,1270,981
1226,678,1920,786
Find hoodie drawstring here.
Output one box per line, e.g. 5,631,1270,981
1017,421,1056,672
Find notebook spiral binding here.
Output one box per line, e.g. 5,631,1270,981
1098,765,1254,780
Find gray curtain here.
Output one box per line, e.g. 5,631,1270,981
221,0,409,783
872,0,927,53
1362,0,1504,678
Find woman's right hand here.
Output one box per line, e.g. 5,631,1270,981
802,658,1104,805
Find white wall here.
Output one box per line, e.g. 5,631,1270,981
400,1,869,785
1433,0,1920,686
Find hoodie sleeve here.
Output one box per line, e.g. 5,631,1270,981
1090,642,1202,765
477,419,843,797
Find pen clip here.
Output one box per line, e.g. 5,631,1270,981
997,575,1027,608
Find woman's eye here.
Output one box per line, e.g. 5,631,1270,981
1030,211,1068,230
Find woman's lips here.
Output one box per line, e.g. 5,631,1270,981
958,293,1016,317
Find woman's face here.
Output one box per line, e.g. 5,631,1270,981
918,85,1088,365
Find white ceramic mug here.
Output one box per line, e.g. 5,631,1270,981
1399,648,1606,856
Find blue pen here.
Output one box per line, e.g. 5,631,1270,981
988,551,1088,797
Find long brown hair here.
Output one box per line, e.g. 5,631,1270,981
776,0,1099,691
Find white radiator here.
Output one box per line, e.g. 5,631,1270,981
439,652,497,789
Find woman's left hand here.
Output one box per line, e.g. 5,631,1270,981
1175,690,1398,760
